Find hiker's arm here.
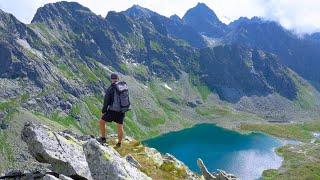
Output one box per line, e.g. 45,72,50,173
101,88,111,114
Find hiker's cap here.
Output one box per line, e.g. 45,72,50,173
110,73,119,80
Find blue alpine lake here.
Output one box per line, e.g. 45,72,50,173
143,123,284,180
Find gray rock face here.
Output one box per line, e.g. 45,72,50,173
197,159,216,180
83,139,151,180
21,122,92,180
42,174,60,180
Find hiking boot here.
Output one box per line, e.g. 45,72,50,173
97,137,106,144
115,142,121,148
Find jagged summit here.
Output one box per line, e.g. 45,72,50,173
124,4,157,19
182,2,228,38
31,1,94,24
229,16,273,28
169,14,182,23
183,2,221,23
0,9,37,43
0,8,24,27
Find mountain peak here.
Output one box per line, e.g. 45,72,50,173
124,4,156,19
31,1,93,23
0,8,31,38
195,2,211,10
185,2,219,20
169,14,182,23
182,2,227,38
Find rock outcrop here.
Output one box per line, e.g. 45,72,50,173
83,139,150,180
21,122,92,179
197,159,238,180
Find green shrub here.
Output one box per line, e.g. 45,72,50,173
150,41,162,52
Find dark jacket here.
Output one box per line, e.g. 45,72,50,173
101,83,116,113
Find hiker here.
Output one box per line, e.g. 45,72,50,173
98,73,130,147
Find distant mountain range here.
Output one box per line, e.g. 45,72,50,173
1,1,320,172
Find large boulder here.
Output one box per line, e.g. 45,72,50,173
21,122,92,180
83,139,151,180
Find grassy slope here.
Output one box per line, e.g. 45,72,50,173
240,120,320,180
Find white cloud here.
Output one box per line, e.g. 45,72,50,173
261,0,320,34
0,0,319,34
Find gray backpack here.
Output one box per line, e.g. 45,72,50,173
109,81,131,112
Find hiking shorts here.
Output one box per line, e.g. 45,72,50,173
101,110,125,124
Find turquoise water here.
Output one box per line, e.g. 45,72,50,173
143,123,283,180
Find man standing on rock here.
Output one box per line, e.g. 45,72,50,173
98,73,130,147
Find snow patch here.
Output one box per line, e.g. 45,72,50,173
201,35,223,47
313,132,320,139
16,38,43,58
162,83,172,91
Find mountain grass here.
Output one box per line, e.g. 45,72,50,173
83,96,102,119
263,143,320,180
0,101,12,111
0,132,15,170
57,63,74,78
150,41,162,52
240,120,320,142
33,111,85,134
75,62,99,83
188,73,212,101
0,102,17,172
120,63,148,78
196,85,211,101
123,112,146,139
91,61,111,84
125,33,145,49
289,70,316,109
135,108,165,127
195,104,251,120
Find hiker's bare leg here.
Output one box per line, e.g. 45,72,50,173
117,123,123,144
99,119,106,138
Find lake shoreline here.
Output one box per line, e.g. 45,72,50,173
143,123,284,180
143,119,320,179
237,120,320,179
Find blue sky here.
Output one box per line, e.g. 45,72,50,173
0,0,319,34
